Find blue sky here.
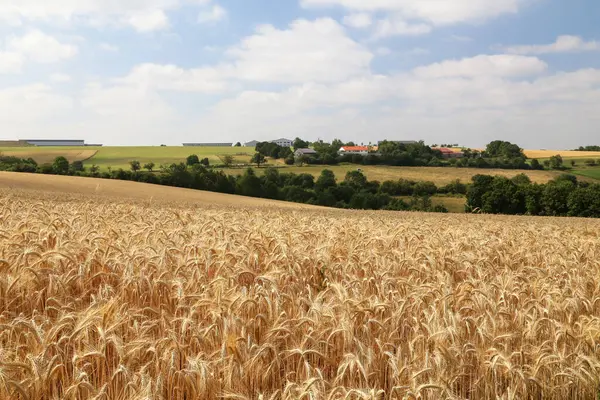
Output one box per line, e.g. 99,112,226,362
0,0,599,148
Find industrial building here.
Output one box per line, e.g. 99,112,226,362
22,139,86,146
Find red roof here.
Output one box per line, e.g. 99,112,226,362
437,147,456,153
340,146,369,151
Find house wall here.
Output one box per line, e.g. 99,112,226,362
339,150,368,156
272,140,293,147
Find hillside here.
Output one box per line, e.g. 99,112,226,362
0,172,316,209
1,177,600,399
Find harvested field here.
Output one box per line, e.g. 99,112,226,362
1,175,600,399
524,149,600,159
226,165,575,185
0,148,97,164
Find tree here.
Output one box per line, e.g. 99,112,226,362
549,155,563,170
316,169,337,191
52,156,69,175
344,170,367,189
200,157,210,166
530,159,542,170
296,154,308,166
144,162,155,172
293,137,309,150
186,155,200,166
485,140,526,159
71,160,84,172
571,160,577,167
129,160,141,172
222,155,234,167
90,164,100,174
235,142,242,147
251,153,266,168
284,155,295,165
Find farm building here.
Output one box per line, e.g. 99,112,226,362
339,146,369,156
435,147,465,159
182,143,233,147
244,140,260,147
23,139,85,146
271,138,293,148
294,148,317,157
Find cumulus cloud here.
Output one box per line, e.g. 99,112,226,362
301,0,527,25
7,30,78,63
373,16,432,38
343,13,372,29
501,35,600,55
0,51,23,74
127,10,169,32
225,18,373,83
198,4,227,24
0,0,210,31
413,55,548,78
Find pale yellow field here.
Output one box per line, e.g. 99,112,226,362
229,165,575,185
524,149,600,159
1,175,600,399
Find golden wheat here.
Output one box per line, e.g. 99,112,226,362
1,187,600,400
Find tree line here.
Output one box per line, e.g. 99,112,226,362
466,173,600,217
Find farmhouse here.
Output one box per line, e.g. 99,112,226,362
339,146,369,156
436,147,465,159
271,138,293,148
182,143,233,147
294,148,317,157
23,139,86,146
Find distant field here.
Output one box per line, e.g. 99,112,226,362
0,147,98,164
0,146,253,170
86,146,253,170
573,169,600,180
225,165,578,185
524,149,600,159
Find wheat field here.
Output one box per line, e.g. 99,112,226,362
2,180,600,399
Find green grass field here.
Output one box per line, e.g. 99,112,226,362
85,146,254,170
573,169,600,180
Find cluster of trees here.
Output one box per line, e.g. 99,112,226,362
467,174,600,217
576,146,600,151
255,142,292,160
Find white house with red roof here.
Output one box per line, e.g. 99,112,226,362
338,146,370,156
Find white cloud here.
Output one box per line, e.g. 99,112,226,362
127,10,169,32
373,16,431,38
50,73,71,82
198,4,227,24
120,63,230,93
7,30,78,63
99,43,119,52
300,0,527,26
502,35,600,55
0,52,23,73
0,84,73,124
343,13,372,29
226,18,373,83
0,0,209,31
446,34,474,42
413,54,547,79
